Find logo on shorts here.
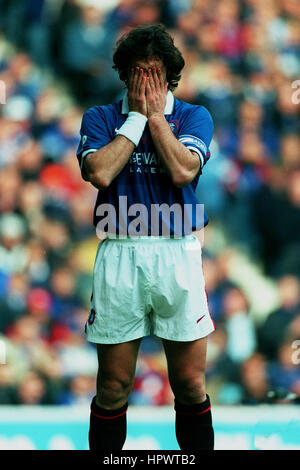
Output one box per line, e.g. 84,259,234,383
196,315,206,324
88,308,96,325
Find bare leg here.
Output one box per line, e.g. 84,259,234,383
95,338,142,409
162,336,207,404
89,338,142,450
162,336,214,450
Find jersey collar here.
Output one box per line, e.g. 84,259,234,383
121,90,174,115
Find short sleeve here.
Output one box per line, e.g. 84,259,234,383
178,106,214,171
76,106,111,180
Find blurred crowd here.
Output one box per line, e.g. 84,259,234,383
0,0,300,407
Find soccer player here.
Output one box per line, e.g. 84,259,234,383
76,24,215,451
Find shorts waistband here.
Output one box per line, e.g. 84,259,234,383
104,234,196,243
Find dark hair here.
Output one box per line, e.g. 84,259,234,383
112,24,185,91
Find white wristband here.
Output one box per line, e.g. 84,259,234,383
116,111,147,147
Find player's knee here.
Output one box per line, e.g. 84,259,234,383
171,374,206,404
98,376,133,407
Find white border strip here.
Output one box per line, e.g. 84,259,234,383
0,405,299,423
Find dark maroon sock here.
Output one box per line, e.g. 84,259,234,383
174,394,214,450
89,396,128,451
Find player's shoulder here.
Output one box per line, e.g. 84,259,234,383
174,98,213,124
83,100,121,121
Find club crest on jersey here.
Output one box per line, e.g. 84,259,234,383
168,120,179,134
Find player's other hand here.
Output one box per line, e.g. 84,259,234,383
128,67,147,117
146,67,168,119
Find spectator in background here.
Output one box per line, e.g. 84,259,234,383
214,0,245,69
15,371,47,405
24,238,50,287
202,255,237,325
60,2,121,105
14,368,64,405
32,87,71,140
37,107,82,163
267,342,300,401
258,275,300,360
0,214,28,275
253,169,300,276
58,375,96,405
239,353,270,405
276,78,300,134
16,139,43,181
224,130,271,251
0,167,22,213
26,287,53,334
0,273,28,333
68,191,96,241
195,61,240,132
5,315,50,374
54,331,98,381
130,344,173,406
223,287,256,364
49,265,83,323
280,133,300,171
36,218,71,268
0,363,18,405
130,0,161,27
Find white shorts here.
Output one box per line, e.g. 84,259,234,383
85,234,215,344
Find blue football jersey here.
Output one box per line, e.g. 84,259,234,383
76,91,214,236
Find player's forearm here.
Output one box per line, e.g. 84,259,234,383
84,135,135,189
148,115,200,187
